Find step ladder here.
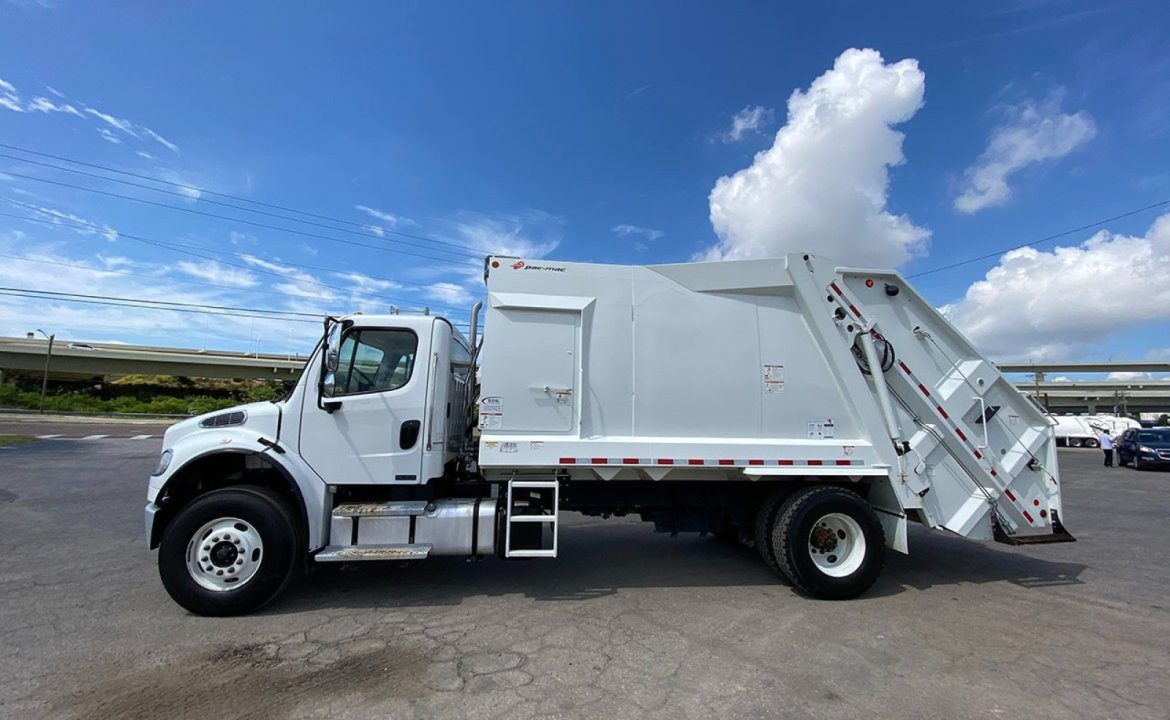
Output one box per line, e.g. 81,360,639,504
505,477,559,558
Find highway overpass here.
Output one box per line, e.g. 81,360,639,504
1,336,1168,414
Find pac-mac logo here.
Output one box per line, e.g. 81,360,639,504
511,261,525,270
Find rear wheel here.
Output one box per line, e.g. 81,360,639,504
754,489,790,574
1083,438,1099,449
158,486,298,616
768,486,885,600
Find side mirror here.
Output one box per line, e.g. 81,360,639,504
325,348,339,373
322,371,336,398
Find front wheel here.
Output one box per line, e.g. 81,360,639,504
1133,455,1143,471
768,486,885,600
158,486,299,616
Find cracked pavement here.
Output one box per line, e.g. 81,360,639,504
1,439,1168,719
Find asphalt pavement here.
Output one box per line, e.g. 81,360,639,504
0,436,1167,719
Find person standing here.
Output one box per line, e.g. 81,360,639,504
1099,429,1114,467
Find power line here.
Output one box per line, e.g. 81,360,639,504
0,170,482,264
0,141,483,254
0,289,321,324
0,203,471,313
0,149,483,258
0,288,473,329
908,199,1170,278
0,198,443,294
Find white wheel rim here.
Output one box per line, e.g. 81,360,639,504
808,513,866,578
185,517,264,592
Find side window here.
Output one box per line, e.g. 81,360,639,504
334,329,417,396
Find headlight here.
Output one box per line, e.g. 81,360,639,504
152,449,173,476
1139,446,1155,454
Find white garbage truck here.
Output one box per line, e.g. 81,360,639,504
145,253,1073,615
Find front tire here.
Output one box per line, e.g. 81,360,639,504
768,486,885,600
158,486,298,616
1133,455,1143,471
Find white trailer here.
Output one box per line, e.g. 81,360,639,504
145,254,1073,615
1049,415,1100,448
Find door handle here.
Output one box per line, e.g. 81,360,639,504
400,420,421,450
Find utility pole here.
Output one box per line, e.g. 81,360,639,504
36,329,55,414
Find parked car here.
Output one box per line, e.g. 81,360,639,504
1117,428,1170,470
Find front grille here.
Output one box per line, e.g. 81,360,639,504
1157,450,1170,461
199,411,246,428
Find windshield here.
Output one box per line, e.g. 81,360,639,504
1138,430,1170,443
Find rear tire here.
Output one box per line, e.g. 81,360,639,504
754,489,790,574
768,486,884,600
158,486,299,616
1083,438,1099,449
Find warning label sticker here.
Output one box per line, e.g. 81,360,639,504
500,441,518,454
479,396,504,429
764,364,785,394
807,419,835,439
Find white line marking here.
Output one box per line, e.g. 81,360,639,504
130,435,154,440
81,434,109,440
36,434,62,439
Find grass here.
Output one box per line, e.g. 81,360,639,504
0,435,35,447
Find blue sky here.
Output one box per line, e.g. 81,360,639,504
1,1,1169,367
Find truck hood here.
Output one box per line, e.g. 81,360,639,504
164,401,283,446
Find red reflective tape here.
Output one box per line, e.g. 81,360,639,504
688,459,704,466
559,457,575,465
937,405,949,419
748,459,764,466
830,282,843,296
807,460,824,466
1004,489,1016,501
718,459,735,466
835,459,853,466
1022,510,1034,523
918,383,931,397
955,428,968,441
657,458,674,465
621,458,639,465
899,361,912,375
591,457,607,465
779,459,794,466
989,469,997,477
973,450,982,460
848,304,862,318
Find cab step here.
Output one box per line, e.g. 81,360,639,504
992,511,1077,545
315,543,433,562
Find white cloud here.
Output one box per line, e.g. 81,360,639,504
142,127,180,154
84,108,138,137
451,211,561,259
26,96,82,116
954,94,1096,214
355,204,412,229
941,212,1170,361
135,150,155,160
702,48,929,267
0,77,22,112
425,282,472,306
335,271,403,292
96,127,122,144
1107,371,1150,381
240,254,336,302
175,260,259,288
612,223,664,252
722,105,773,142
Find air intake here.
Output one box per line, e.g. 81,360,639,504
200,410,247,428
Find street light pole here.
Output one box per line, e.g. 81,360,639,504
36,329,54,414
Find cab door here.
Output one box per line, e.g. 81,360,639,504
298,326,428,484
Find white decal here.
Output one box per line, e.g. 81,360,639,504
764,364,785,394
529,441,544,450
479,396,504,429
500,441,518,454
808,419,835,439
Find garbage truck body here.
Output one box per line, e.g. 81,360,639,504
145,253,1072,615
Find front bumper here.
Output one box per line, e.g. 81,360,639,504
145,503,161,549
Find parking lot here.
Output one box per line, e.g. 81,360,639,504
1,436,1168,720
